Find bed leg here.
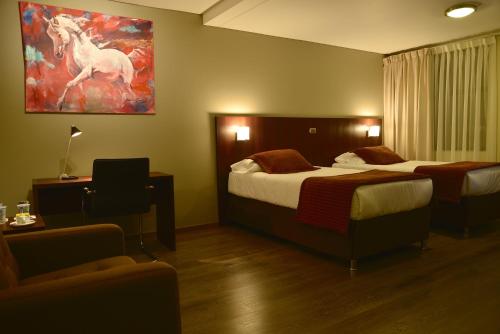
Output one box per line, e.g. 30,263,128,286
463,227,470,239
420,239,429,250
350,259,358,272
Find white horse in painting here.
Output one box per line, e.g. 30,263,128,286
43,14,136,111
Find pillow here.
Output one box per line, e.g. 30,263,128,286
248,149,317,174
334,152,366,165
352,146,405,165
230,159,263,173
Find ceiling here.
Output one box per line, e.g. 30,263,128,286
114,0,500,54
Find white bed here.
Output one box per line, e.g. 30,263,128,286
332,161,500,197
229,166,433,221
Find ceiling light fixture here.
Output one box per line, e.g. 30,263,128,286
445,2,480,18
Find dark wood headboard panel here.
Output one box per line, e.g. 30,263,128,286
214,115,382,223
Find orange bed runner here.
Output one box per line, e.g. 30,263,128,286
296,170,428,235
414,161,500,203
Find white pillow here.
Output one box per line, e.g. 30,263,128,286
230,159,263,173
334,152,366,165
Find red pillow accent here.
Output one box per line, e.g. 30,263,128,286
352,146,405,165
248,149,317,174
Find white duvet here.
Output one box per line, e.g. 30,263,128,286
228,167,432,221
332,161,500,197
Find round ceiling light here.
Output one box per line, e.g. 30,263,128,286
445,2,480,18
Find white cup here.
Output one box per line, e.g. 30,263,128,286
16,213,30,225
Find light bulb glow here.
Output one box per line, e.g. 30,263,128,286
446,3,478,18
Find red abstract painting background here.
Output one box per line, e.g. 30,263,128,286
19,2,155,114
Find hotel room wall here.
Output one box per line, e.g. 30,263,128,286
0,0,383,229
497,36,500,161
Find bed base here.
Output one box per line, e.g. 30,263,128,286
431,192,500,237
224,194,430,270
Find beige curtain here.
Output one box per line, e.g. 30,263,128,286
383,49,434,160
433,37,497,161
383,36,497,162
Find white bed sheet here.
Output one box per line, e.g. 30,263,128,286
228,167,432,221
332,161,500,197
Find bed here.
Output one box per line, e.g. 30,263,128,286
215,116,433,270
332,149,500,236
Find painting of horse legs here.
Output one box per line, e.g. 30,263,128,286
19,2,155,114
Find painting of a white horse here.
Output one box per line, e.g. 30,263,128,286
19,2,154,114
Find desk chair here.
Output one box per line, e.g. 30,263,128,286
82,158,157,260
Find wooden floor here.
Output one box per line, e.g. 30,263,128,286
128,221,500,334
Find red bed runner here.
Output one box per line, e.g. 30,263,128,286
296,170,428,235
414,161,500,203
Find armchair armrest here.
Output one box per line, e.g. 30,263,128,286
0,262,181,333
6,224,125,278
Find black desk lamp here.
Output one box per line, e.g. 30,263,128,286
60,125,82,180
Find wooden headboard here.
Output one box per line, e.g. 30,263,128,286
214,115,382,223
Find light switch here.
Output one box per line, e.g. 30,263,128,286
309,128,317,134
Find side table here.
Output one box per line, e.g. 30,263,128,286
0,215,46,235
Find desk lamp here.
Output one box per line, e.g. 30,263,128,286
60,125,82,180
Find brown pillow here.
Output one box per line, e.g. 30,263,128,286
248,149,317,174
352,146,405,165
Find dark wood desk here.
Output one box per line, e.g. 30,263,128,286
32,172,176,250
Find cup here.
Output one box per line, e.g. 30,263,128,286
17,201,30,215
15,213,30,225
0,204,6,224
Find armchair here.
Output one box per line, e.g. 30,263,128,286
0,224,181,333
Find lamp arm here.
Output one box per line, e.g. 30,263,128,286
61,136,73,178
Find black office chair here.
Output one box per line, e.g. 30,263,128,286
82,158,157,260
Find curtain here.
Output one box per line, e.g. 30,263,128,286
383,36,497,162
432,37,497,161
383,48,434,160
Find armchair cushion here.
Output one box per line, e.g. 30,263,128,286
0,231,19,289
6,224,125,278
21,256,135,286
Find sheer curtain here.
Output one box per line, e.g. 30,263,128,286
383,48,434,160
383,36,497,162
433,37,497,161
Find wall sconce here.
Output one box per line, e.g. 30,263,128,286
235,126,250,141
367,125,381,137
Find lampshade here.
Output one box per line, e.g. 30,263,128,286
71,125,82,138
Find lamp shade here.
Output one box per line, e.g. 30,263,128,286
71,125,82,138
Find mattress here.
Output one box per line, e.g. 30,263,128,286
332,161,500,197
228,167,433,221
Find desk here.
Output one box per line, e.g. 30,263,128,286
32,172,175,250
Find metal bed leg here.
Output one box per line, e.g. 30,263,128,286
350,259,358,272
463,227,470,239
139,215,159,262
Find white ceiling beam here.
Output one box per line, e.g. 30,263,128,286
203,0,269,26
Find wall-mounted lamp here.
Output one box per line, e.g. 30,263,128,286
235,126,250,141
60,125,82,180
367,125,381,137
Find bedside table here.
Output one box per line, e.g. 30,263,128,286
1,214,46,235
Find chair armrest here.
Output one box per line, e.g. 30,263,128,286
6,224,125,278
0,262,181,334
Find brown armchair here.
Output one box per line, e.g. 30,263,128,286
0,224,181,333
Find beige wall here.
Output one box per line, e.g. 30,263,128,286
0,0,383,228
497,36,500,161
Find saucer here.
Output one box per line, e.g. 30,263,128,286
10,219,36,227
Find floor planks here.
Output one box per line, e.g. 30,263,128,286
128,221,500,334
